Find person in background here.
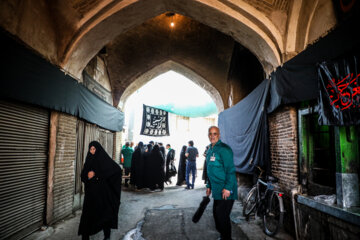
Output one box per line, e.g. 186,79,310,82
130,142,145,190
165,144,175,184
176,145,187,186
206,126,237,240
185,140,199,189
78,141,122,240
146,144,165,191
158,142,166,159
202,145,210,184
143,144,153,189
121,142,134,187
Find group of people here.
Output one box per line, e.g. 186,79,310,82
78,126,238,240
127,141,177,191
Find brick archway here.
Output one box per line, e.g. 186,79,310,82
61,0,283,78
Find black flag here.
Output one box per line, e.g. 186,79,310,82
140,104,170,136
318,54,360,125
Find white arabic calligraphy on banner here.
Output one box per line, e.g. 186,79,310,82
141,105,169,136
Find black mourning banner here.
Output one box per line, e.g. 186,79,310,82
318,54,360,125
140,105,170,136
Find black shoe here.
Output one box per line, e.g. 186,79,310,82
185,186,190,190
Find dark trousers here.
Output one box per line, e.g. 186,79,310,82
185,161,196,188
81,227,110,240
124,167,131,185
213,199,235,240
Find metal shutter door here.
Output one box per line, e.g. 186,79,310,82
0,101,49,240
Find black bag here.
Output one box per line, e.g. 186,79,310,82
192,196,210,223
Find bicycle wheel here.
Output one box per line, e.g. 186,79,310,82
263,193,284,236
242,186,257,218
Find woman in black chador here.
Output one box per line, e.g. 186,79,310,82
130,142,145,189
147,145,165,190
176,145,187,186
143,144,153,189
78,141,122,240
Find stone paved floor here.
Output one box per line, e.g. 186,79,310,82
26,174,293,240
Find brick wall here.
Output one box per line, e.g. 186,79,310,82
269,105,299,191
268,105,299,236
52,113,77,221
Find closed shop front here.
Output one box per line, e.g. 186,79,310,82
0,101,49,239
73,121,114,210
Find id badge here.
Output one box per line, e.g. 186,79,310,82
210,153,216,162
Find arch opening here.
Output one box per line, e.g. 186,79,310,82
119,60,224,113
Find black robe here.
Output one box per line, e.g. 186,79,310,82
146,145,165,190
143,144,153,188
159,146,166,159
78,141,122,236
176,146,187,186
202,146,209,184
130,142,145,189
165,148,175,182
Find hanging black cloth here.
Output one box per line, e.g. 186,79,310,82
130,142,145,189
218,79,270,174
78,141,122,237
176,146,187,186
267,12,360,113
318,53,360,125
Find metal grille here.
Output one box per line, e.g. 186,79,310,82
0,101,49,240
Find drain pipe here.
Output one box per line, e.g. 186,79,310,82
291,185,301,240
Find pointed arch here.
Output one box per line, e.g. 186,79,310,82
118,60,224,113
61,0,283,78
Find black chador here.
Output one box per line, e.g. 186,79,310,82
130,142,145,189
165,147,175,183
146,145,165,190
176,145,187,186
78,141,122,239
143,144,153,189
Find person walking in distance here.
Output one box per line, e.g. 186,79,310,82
185,140,198,189
121,142,134,187
165,144,175,184
206,126,237,240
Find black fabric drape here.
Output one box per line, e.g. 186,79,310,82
0,31,124,132
218,79,270,174
318,54,360,125
267,13,360,113
78,141,122,236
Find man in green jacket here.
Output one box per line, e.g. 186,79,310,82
206,126,237,240
121,142,134,187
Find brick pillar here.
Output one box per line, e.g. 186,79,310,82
269,106,299,191
335,126,360,207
